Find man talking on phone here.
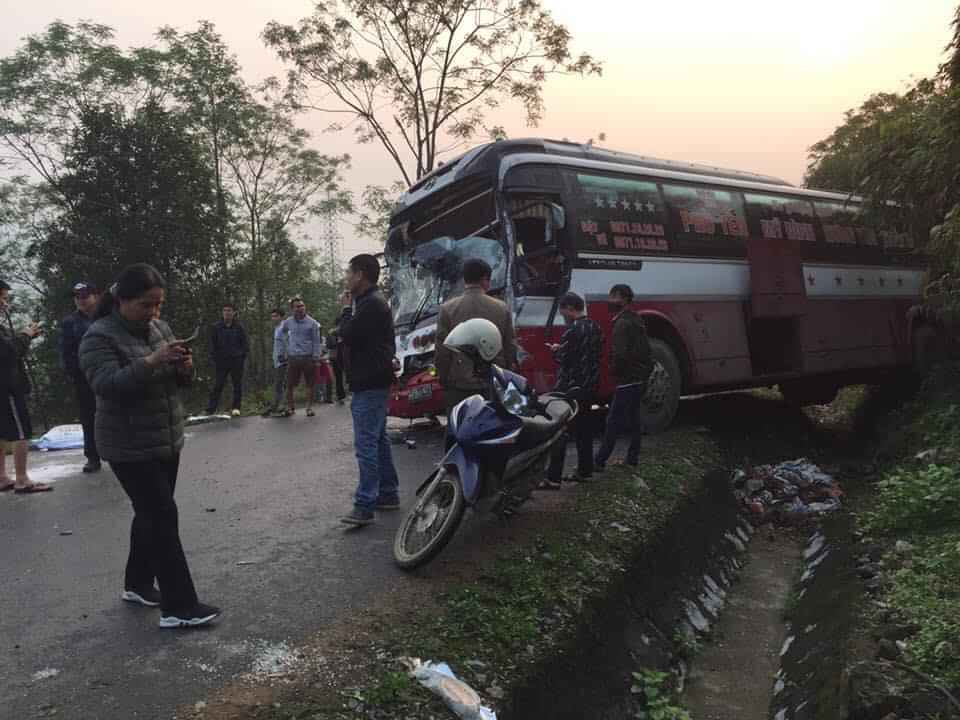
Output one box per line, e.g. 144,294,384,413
435,259,517,413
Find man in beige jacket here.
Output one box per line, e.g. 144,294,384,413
435,258,517,412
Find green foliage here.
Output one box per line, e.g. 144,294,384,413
865,464,960,534
630,669,691,720
0,20,353,423
358,670,416,707
264,0,601,183
859,358,960,688
888,532,960,686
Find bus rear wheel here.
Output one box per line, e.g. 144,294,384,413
641,338,682,433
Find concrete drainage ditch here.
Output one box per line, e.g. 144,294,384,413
501,471,754,719
498,469,866,720
771,515,860,720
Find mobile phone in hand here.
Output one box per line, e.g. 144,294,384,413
172,326,200,347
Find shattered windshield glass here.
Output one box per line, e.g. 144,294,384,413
387,234,507,327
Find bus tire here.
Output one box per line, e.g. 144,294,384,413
641,338,682,433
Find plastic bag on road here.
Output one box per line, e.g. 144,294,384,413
405,658,497,720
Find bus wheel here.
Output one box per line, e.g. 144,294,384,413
642,339,682,433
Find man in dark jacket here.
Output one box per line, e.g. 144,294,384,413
542,292,603,488
336,254,399,526
595,284,653,471
60,281,102,472
206,303,249,416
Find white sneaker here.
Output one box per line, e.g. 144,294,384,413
121,588,161,607
159,603,222,629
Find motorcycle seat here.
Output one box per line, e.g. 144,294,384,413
517,396,574,443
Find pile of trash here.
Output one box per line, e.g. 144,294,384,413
732,459,844,523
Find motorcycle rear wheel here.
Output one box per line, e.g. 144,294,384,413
393,467,466,570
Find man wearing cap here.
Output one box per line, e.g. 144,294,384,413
60,282,102,473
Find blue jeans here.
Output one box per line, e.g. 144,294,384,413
595,384,646,467
350,388,400,511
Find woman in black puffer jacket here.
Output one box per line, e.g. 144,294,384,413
80,264,220,629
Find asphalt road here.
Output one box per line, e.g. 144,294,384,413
0,407,447,720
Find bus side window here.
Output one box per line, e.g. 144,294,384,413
744,193,817,243
661,183,748,258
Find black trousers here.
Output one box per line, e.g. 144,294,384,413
331,358,346,401
207,358,244,412
112,455,198,614
595,384,646,467
74,378,99,463
547,391,595,481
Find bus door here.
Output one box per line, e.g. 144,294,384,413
745,236,808,374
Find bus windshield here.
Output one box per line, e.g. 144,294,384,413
387,233,507,328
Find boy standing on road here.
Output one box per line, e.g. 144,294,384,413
206,303,249,417
262,308,288,417
595,284,652,471
61,281,103,473
281,297,322,417
337,255,399,526
542,292,603,488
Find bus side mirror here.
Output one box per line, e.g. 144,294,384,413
550,203,566,231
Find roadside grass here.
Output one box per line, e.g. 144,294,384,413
250,428,720,719
859,363,960,687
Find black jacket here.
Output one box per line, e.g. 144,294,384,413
80,311,190,463
0,323,32,396
209,320,249,364
553,316,603,394
338,287,396,391
610,309,653,386
61,310,94,382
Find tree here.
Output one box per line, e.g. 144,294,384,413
157,22,251,289
37,101,220,335
263,0,601,185
0,21,161,205
805,3,960,332
224,88,350,379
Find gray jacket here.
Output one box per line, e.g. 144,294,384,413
79,311,189,463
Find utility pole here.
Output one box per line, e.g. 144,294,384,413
319,195,342,315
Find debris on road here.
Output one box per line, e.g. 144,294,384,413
404,658,497,720
31,668,60,682
59,530,73,536
733,459,844,523
185,414,231,426
236,559,260,566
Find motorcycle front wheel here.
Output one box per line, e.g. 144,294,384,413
393,467,466,570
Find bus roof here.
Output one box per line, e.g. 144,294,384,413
396,138,864,214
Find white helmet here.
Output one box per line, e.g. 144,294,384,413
443,318,502,362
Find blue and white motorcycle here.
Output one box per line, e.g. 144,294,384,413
393,318,578,569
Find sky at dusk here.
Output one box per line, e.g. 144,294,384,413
2,0,957,257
